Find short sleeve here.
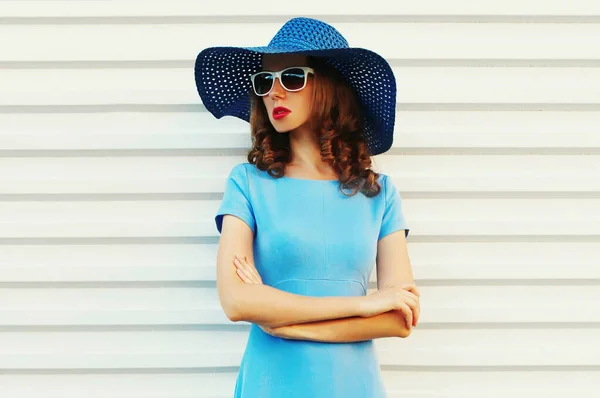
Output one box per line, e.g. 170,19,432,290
215,164,256,234
378,174,409,240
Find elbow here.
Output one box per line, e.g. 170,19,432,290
397,326,412,338
219,293,244,322
223,304,242,322
221,300,243,322
221,294,274,327
218,280,250,322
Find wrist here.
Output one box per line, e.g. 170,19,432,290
353,296,367,317
275,324,301,340
391,310,412,338
289,322,327,342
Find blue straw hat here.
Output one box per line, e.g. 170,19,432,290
194,17,397,156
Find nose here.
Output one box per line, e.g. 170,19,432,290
268,76,285,100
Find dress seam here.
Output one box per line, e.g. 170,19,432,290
271,277,367,294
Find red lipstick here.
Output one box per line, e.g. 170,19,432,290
273,106,291,120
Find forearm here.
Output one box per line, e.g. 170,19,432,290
222,283,362,328
271,309,411,342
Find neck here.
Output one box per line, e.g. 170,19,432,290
287,126,332,173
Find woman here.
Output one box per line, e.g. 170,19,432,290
194,17,420,398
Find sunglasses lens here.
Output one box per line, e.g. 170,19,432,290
281,68,306,91
253,72,274,95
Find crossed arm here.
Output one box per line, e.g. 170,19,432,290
218,215,419,343
260,305,412,342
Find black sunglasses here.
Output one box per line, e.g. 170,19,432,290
250,66,315,96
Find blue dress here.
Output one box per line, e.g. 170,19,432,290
215,162,410,398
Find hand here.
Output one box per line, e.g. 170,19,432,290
359,284,420,328
258,324,303,340
403,284,421,327
232,257,275,335
259,324,279,336
233,254,263,285
388,283,420,328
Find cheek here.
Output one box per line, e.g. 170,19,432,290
297,92,313,117
262,97,271,110
262,99,275,121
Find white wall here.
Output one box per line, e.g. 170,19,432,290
1,1,599,396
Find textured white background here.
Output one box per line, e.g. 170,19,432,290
1,1,600,397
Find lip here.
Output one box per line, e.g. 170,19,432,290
272,106,291,120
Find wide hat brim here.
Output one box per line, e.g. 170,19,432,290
194,45,397,156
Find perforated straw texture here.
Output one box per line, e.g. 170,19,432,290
194,17,397,156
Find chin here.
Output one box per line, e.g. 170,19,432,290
271,120,298,133
271,123,287,132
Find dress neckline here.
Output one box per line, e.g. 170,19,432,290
281,175,339,183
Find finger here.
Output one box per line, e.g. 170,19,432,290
402,291,420,326
403,297,419,327
235,267,251,283
235,267,253,284
402,284,420,297
234,256,251,275
395,302,412,330
389,283,418,298
245,261,263,283
261,326,275,336
238,256,263,283
401,296,417,316
391,287,418,328
400,289,419,303
235,260,260,284
243,263,262,284
413,304,420,326
403,296,418,310
401,303,413,330
410,286,420,298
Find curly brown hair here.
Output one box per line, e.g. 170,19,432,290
246,56,382,198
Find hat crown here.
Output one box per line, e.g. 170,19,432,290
268,17,349,51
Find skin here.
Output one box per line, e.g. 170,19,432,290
235,252,419,342
260,53,338,180
216,53,420,342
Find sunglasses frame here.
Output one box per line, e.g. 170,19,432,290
250,66,315,96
